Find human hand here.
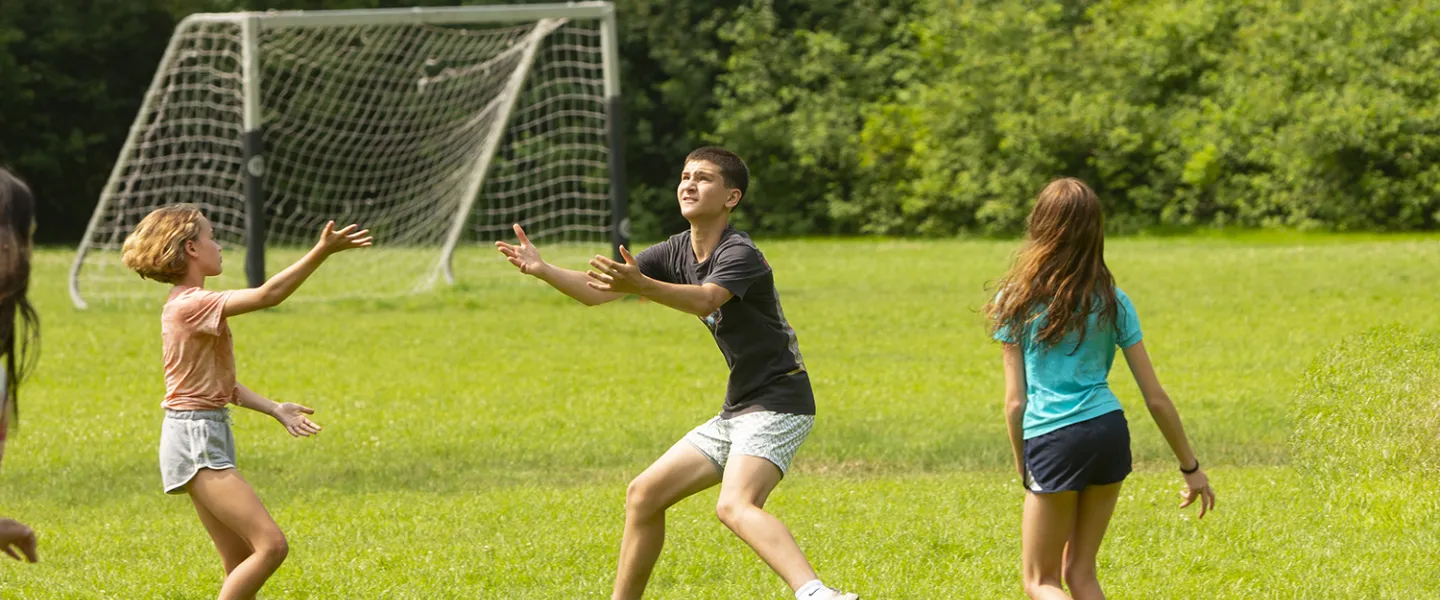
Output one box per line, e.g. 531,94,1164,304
274,402,322,437
586,246,649,295
0,518,37,563
495,224,548,276
315,221,373,255
1180,469,1216,519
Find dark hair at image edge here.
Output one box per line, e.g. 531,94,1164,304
0,168,40,426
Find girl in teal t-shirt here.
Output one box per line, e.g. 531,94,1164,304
986,178,1215,600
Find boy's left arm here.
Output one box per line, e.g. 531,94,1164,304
587,246,732,317
234,383,322,437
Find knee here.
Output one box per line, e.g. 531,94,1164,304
254,531,289,564
1063,560,1097,589
714,497,751,528
625,477,663,518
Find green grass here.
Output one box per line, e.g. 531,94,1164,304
3,233,1439,598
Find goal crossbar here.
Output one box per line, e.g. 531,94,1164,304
69,2,626,309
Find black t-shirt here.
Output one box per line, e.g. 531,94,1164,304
636,227,816,418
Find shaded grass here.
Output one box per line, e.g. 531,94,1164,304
1291,326,1440,479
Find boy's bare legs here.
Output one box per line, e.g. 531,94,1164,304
612,443,723,600
714,455,818,591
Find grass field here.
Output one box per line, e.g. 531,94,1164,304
3,233,1439,598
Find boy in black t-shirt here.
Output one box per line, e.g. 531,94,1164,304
497,147,857,600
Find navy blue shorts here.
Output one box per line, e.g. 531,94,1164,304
1023,410,1131,494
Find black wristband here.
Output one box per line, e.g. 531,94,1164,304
1180,460,1200,474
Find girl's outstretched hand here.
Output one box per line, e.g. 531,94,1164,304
1180,469,1215,519
274,402,322,437
315,220,373,255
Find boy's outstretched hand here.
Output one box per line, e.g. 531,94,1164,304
315,221,373,255
587,246,650,295
496,224,547,276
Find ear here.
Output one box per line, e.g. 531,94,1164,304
726,188,742,210
184,239,199,257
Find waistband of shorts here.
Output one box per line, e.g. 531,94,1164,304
164,408,231,422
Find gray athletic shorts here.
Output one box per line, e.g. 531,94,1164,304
159,409,236,494
683,411,814,476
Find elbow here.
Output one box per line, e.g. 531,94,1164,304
1143,392,1174,411
578,291,615,307
692,292,728,317
257,289,285,309
1004,396,1025,416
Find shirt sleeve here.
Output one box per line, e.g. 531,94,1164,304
702,243,770,300
991,289,1018,343
172,289,232,336
1116,291,1143,348
635,239,675,284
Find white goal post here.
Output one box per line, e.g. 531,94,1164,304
69,2,628,308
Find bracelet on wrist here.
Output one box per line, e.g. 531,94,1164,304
1180,460,1200,475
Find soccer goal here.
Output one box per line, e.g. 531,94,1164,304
69,2,627,308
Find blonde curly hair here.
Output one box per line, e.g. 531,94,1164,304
121,204,205,284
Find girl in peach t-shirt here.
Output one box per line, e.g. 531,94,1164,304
122,205,369,599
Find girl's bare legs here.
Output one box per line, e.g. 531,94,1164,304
1063,482,1122,600
190,492,251,575
187,468,289,600
1022,490,1077,599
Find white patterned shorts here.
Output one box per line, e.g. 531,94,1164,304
682,411,814,476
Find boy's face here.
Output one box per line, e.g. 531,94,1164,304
186,217,224,277
677,160,740,221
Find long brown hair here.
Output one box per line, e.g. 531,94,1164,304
986,178,1118,351
0,168,40,421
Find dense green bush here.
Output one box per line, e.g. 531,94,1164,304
3,0,1437,242
832,0,1440,234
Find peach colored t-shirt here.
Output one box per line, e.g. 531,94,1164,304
161,286,237,410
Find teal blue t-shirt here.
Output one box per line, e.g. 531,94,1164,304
994,288,1143,439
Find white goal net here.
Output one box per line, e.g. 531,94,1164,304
70,3,620,307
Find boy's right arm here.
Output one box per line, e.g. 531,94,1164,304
223,221,372,317
496,224,626,306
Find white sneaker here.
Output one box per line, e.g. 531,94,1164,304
803,589,859,600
